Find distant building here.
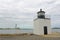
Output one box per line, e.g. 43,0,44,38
33,9,51,35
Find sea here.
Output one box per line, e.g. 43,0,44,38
0,29,60,34
0,29,33,34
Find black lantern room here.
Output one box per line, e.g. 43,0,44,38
37,9,45,18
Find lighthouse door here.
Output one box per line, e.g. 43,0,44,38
44,26,47,35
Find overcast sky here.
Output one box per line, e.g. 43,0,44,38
0,0,60,28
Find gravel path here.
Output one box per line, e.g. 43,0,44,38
0,35,60,40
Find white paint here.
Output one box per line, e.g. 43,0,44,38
33,18,51,35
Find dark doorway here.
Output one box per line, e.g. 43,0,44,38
44,26,48,35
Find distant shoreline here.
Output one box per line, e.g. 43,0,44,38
0,28,33,30
0,28,60,30
52,28,60,29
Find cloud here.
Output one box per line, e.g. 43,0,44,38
0,0,59,28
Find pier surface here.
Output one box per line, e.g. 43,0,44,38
0,34,60,40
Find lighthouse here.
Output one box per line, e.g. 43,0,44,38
33,9,51,35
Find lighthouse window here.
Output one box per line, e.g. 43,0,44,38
38,15,45,18
40,15,45,18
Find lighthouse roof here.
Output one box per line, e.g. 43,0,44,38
37,9,45,14
34,18,50,21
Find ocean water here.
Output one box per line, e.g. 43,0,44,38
0,29,60,34
52,29,60,33
0,29,33,34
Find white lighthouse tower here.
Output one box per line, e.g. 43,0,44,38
33,9,51,35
